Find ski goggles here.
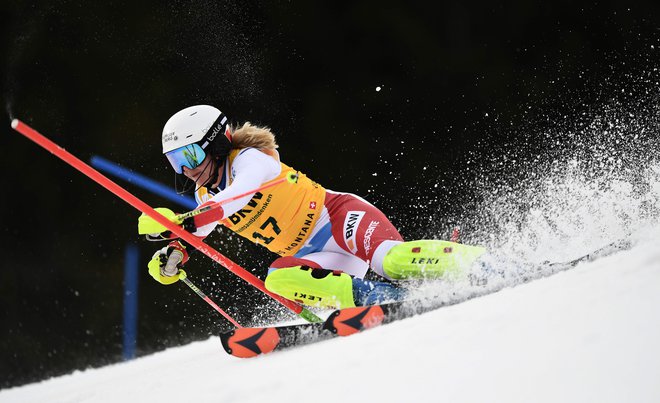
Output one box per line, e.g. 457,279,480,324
165,143,207,174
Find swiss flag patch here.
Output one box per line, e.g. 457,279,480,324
309,201,317,210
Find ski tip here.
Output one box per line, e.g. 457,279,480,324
11,119,19,129
220,327,281,358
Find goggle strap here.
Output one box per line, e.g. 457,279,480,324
200,113,229,150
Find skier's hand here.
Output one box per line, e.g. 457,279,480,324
148,240,189,285
138,207,180,241
138,207,205,240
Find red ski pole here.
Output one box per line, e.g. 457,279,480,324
176,172,299,228
178,271,242,328
11,119,322,324
138,172,298,232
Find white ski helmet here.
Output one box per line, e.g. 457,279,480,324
162,105,232,173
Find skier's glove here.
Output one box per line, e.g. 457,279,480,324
148,240,189,285
138,207,198,241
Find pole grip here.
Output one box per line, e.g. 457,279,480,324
163,250,183,276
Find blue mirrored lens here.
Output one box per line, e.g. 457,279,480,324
165,144,206,174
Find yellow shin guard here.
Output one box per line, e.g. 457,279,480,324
383,240,487,280
264,266,356,309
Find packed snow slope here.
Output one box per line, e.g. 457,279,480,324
1,231,658,403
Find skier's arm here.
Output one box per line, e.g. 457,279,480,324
142,149,279,285
137,149,280,239
192,148,281,237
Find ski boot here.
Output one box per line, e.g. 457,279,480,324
264,266,407,309
382,240,487,280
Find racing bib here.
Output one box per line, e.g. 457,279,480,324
197,149,326,256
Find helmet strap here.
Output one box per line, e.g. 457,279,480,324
204,157,224,190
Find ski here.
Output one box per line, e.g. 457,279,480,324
220,238,632,358
219,299,440,357
220,322,328,358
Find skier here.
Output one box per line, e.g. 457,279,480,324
139,105,487,308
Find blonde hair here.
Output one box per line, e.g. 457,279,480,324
230,122,279,150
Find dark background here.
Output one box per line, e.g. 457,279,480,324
1,0,658,388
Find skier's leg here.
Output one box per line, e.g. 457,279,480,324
265,190,486,307
265,254,357,309
323,191,487,280
323,190,404,266
264,251,407,308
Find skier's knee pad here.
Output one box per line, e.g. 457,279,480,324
382,240,487,280
264,266,356,308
